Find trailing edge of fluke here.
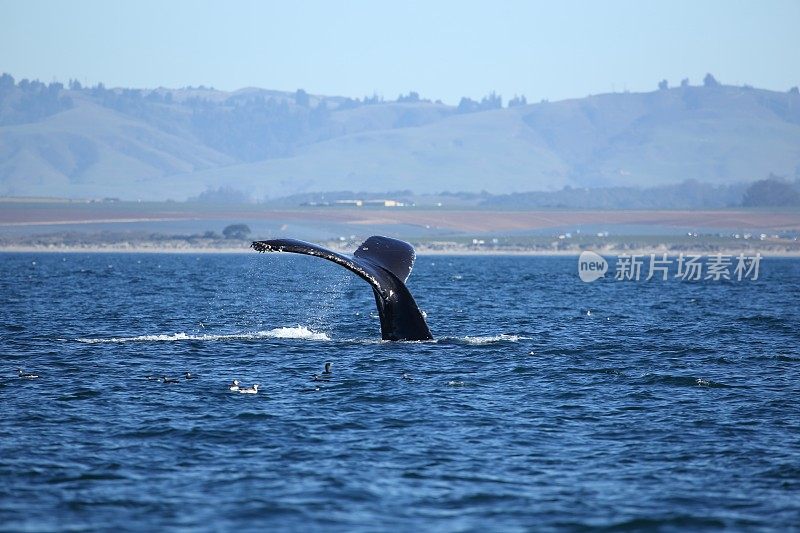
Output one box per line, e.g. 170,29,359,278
251,236,433,341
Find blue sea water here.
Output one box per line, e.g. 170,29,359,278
1,252,799,531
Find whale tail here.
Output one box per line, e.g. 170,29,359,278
252,236,433,341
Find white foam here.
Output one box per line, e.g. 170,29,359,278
76,326,330,344
264,326,330,340
461,334,527,345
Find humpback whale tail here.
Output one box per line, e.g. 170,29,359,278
251,236,433,341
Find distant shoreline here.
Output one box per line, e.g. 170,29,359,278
2,244,799,257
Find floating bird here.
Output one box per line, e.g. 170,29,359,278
145,375,161,381
184,372,195,380
402,373,414,381
18,368,39,379
447,380,465,387
238,384,259,394
311,362,333,381
162,376,180,384
229,380,240,391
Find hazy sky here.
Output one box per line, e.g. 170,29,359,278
1,0,798,104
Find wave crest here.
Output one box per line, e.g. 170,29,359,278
461,334,527,345
76,326,330,344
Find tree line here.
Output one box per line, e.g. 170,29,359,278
0,73,73,125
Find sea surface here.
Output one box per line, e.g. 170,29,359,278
1,252,799,531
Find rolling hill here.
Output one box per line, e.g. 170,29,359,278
1,74,799,200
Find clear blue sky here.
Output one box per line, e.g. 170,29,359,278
1,0,798,104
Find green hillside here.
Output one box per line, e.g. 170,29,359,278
1,74,799,200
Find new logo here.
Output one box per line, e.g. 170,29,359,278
578,251,608,282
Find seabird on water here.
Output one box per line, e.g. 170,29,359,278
238,384,259,394
312,362,333,381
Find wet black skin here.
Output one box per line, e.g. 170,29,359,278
252,236,433,341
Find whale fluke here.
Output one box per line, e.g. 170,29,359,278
252,236,433,341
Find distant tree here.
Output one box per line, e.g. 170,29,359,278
658,79,668,90
122,88,142,100
742,176,800,207
69,79,82,91
789,86,799,95
703,73,720,87
0,74,75,124
680,78,689,88
456,94,502,112
295,88,310,107
338,97,361,110
397,91,420,103
0,72,15,90
363,93,382,105
508,94,527,107
457,97,479,113
222,224,252,240
480,92,502,110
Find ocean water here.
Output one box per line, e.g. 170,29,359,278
1,252,799,531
